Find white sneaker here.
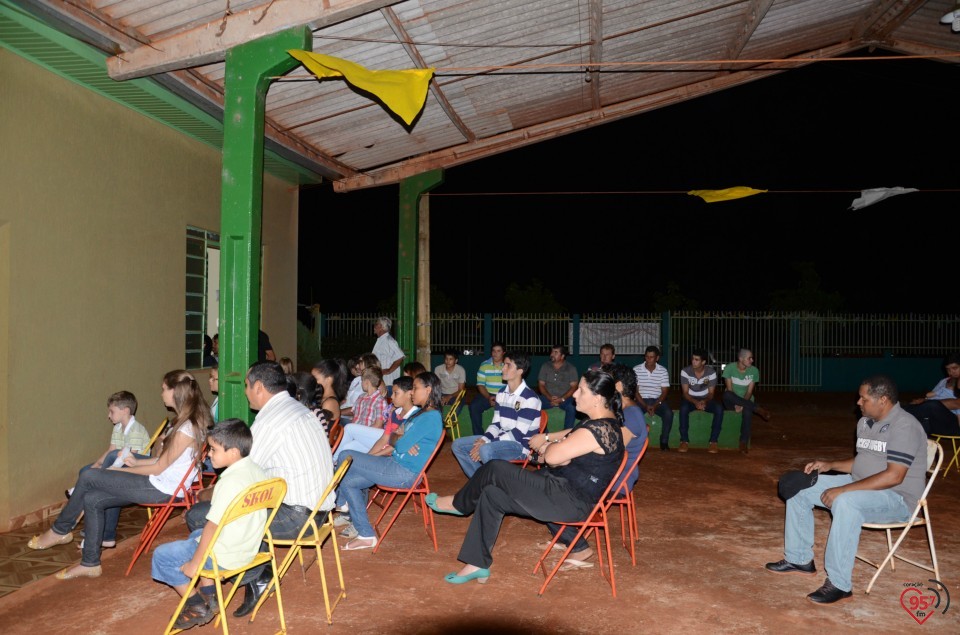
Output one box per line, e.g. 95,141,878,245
335,502,349,513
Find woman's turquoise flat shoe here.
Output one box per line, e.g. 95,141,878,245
444,568,490,584
426,493,463,516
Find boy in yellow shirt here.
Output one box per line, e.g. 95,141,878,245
151,419,269,629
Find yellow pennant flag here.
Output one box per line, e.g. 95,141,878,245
687,186,767,203
289,50,435,126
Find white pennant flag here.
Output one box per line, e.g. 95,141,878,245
849,187,918,211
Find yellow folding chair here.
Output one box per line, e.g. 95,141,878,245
163,477,287,635
144,418,170,455
251,456,353,625
443,390,466,440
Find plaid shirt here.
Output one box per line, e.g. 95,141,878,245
353,391,388,427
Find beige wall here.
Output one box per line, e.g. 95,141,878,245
0,49,299,529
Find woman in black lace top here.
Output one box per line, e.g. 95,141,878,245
426,369,625,585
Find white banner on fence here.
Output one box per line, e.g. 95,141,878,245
574,322,661,355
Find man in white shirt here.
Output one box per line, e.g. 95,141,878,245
186,361,334,618
372,316,405,389
633,345,673,451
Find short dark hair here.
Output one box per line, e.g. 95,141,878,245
247,361,288,394
403,361,427,377
444,349,460,361
862,375,899,404
504,351,531,377
600,343,615,354
491,341,506,352
691,348,709,362
207,418,253,457
393,376,414,392
107,390,138,415
645,345,661,357
551,345,568,358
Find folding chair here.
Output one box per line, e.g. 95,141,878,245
327,418,343,452
533,452,629,597
144,418,170,455
512,411,550,469
443,390,466,440
931,434,960,477
857,438,944,594
162,477,287,635
365,433,445,553
608,438,649,565
126,445,206,576
251,457,353,626
329,420,345,454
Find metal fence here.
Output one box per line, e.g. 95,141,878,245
314,312,960,389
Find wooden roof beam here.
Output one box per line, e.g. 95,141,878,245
107,0,401,81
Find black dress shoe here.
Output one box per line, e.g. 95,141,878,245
765,559,817,575
659,442,669,451
233,578,269,618
807,578,853,604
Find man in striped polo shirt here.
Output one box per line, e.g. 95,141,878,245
633,345,674,451
468,342,506,435
452,351,542,477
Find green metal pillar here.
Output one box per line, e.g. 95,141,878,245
396,170,444,359
219,27,311,423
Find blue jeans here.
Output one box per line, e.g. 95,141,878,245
332,424,384,461
77,449,151,542
722,391,759,443
469,396,494,436
642,398,674,444
678,399,725,443
784,473,910,592
54,467,172,567
451,436,525,478
335,451,419,538
151,528,215,587
540,396,578,429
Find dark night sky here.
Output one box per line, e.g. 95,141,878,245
298,51,959,314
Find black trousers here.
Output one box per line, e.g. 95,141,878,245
903,400,960,436
452,460,592,568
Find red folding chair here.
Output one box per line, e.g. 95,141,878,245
365,433,445,553
124,444,206,576
608,438,649,565
533,452,629,597
513,410,549,469
329,420,345,453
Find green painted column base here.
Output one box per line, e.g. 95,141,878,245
647,411,744,449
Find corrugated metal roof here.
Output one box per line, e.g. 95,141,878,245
14,0,960,191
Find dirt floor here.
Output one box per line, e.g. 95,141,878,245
2,392,959,634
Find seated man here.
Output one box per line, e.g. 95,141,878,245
633,345,673,450
721,348,772,454
452,351,542,478
467,342,506,435
677,349,725,453
588,343,616,371
537,345,579,429
765,375,926,604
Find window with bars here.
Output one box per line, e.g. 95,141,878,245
185,226,220,369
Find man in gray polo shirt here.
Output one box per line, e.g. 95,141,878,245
764,375,927,604
537,345,579,429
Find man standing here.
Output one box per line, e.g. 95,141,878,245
765,375,927,604
678,349,725,453
537,345,579,429
452,352,541,477
634,345,673,451
372,316,405,388
468,342,506,435
721,348,772,454
185,361,334,617
588,343,616,371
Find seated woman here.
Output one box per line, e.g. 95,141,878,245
289,370,330,432
333,376,419,461
426,369,625,584
311,358,351,423
903,352,960,436
335,372,444,551
28,370,212,579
